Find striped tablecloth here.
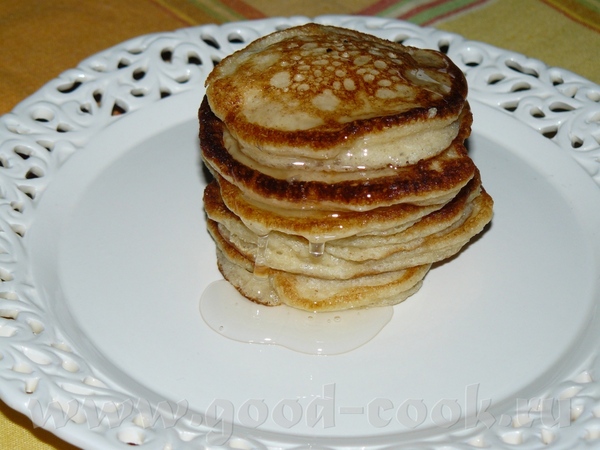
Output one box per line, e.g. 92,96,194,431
1,0,598,447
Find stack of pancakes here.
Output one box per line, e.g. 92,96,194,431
200,23,493,312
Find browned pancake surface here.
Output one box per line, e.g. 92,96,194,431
204,178,493,280
200,97,475,210
209,220,432,311
199,23,494,312
205,23,468,157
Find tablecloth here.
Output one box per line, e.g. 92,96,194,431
0,0,598,448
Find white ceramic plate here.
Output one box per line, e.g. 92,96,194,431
1,15,600,450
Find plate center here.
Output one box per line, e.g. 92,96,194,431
29,100,600,439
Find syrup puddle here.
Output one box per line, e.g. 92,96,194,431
200,280,393,355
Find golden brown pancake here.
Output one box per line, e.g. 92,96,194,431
205,23,469,170
212,176,447,241
200,97,476,211
205,178,493,280
211,221,432,311
199,23,494,312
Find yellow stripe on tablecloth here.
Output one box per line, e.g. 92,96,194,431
150,0,200,25
186,0,255,22
0,0,190,114
221,0,373,17
437,0,600,84
543,0,600,32
167,0,270,22
0,401,78,450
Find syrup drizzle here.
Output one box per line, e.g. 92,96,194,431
199,280,393,355
253,233,270,277
309,241,325,257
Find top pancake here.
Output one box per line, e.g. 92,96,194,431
205,23,469,170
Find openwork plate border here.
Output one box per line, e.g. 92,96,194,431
0,15,599,449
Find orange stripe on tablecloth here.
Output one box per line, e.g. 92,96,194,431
399,0,456,20
219,0,267,19
149,0,198,25
420,0,490,25
542,0,600,32
359,0,408,15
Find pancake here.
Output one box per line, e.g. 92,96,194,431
205,179,493,280
200,96,476,211
205,23,469,171
217,103,473,182
211,223,431,311
212,176,447,241
199,23,494,312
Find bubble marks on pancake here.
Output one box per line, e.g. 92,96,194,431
205,23,468,164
